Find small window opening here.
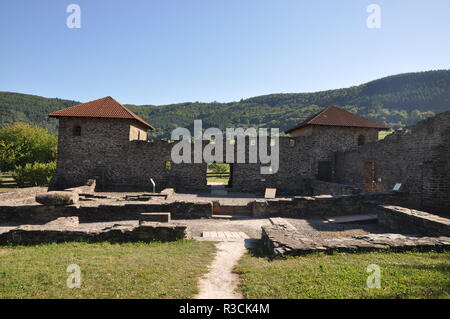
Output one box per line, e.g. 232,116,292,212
73,126,81,136
357,134,365,146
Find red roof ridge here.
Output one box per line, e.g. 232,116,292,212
49,96,155,130
285,105,388,133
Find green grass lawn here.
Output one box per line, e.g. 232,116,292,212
0,240,216,299
235,250,450,299
378,130,394,140
207,176,229,184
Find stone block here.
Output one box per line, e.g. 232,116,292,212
36,191,79,206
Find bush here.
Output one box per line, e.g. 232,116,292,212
0,123,56,171
13,161,56,187
208,163,230,173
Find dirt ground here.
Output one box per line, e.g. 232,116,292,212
285,217,401,240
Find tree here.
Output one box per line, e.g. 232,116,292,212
0,123,57,172
208,163,230,173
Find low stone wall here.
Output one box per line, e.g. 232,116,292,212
0,222,189,245
311,180,361,196
0,200,212,224
251,192,407,218
262,217,450,257
375,205,450,237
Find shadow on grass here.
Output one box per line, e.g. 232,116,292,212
244,239,272,258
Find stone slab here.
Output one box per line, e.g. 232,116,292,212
263,217,450,257
264,188,277,199
201,231,249,241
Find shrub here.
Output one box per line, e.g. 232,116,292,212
208,163,230,173
13,161,56,187
0,123,57,171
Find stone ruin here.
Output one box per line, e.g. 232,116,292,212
0,102,449,253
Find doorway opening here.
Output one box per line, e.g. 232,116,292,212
363,160,377,192
206,163,232,187
317,161,333,182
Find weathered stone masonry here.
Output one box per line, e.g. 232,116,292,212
52,118,380,194
49,98,450,216
335,111,450,215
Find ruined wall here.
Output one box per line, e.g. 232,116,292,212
0,201,212,224
310,180,361,195
251,192,407,218
335,111,450,215
374,205,450,237
52,116,392,194
230,127,381,194
52,118,207,191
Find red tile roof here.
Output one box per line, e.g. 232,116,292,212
285,106,388,133
49,96,155,130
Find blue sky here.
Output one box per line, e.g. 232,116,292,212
0,0,449,105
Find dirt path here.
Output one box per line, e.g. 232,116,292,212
195,241,246,299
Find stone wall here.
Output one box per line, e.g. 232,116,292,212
251,191,406,218
51,118,207,191
335,111,450,215
0,223,189,245
0,201,212,224
374,205,450,237
310,180,361,195
51,111,450,207
262,217,450,257
52,116,380,194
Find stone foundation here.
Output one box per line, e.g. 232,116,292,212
311,180,361,195
262,217,450,257
0,200,212,224
251,191,406,218
374,205,450,237
0,221,190,245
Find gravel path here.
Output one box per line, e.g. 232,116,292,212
195,242,246,299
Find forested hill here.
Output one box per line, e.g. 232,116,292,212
1,70,449,138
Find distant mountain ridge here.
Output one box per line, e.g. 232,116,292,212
0,70,449,138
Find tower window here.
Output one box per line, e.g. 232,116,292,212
357,134,365,146
73,126,81,136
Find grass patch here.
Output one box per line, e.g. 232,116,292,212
0,240,216,299
235,249,450,299
378,130,394,140
207,176,229,184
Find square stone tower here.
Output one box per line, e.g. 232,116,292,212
48,96,155,189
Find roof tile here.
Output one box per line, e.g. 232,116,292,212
49,96,154,130
285,106,388,133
